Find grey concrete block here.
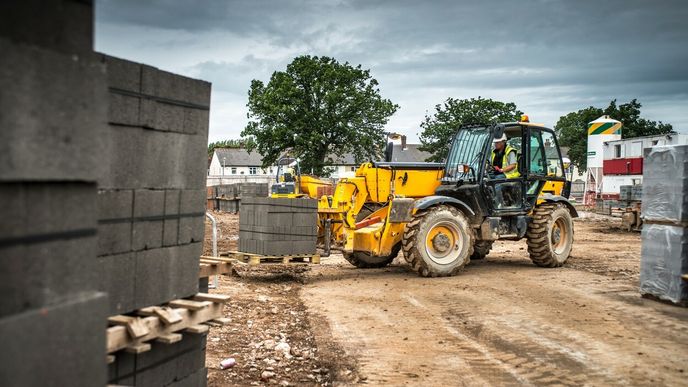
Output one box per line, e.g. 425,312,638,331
134,189,166,217
102,54,142,92
180,189,206,214
98,222,132,256
0,38,107,182
165,189,181,215
100,126,208,190
179,216,204,244
95,253,135,314
163,219,180,247
198,277,209,293
292,240,317,254
109,92,140,126
169,367,207,387
0,0,93,55
0,182,97,239
0,292,108,387
133,220,164,251
141,65,211,107
176,242,201,297
134,244,199,309
294,212,317,226
98,189,134,220
0,235,99,317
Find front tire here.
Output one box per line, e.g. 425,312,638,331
526,204,574,267
402,205,474,277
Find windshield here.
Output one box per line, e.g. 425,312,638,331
444,127,490,181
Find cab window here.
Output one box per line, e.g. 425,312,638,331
529,129,564,177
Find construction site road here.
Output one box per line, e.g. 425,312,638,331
205,213,688,386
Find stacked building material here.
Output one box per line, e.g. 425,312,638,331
99,55,211,384
239,198,318,255
640,145,688,305
0,1,107,384
206,183,269,212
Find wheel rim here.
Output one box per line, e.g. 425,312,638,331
551,217,569,255
425,221,463,264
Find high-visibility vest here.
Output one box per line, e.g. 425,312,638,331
492,145,520,179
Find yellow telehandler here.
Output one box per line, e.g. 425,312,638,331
319,118,577,276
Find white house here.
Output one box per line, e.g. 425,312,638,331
208,148,275,176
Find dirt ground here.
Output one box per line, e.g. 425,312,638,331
204,212,688,386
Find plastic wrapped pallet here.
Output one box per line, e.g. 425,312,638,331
639,224,688,304
642,145,688,224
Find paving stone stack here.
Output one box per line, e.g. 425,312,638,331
239,198,318,255
640,145,688,305
0,1,107,385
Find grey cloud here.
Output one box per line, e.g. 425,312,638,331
96,0,688,137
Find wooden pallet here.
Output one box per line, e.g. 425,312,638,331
199,256,239,278
106,293,230,362
221,250,320,266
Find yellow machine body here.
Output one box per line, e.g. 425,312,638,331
318,162,443,258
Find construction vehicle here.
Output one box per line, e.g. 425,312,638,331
319,117,577,276
271,156,332,199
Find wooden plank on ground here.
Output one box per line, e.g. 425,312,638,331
137,306,183,325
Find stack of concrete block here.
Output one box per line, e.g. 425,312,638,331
239,197,317,255
238,182,269,198
96,54,209,315
640,145,688,305
107,334,207,386
0,0,107,384
98,54,210,384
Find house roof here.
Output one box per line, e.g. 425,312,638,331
389,144,433,162
214,148,264,167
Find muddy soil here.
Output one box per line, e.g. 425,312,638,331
205,212,688,386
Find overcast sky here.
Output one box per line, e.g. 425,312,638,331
95,0,688,143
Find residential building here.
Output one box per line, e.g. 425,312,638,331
208,148,275,176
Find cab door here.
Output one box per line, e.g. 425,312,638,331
525,128,566,207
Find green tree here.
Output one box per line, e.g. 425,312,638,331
207,139,253,157
418,97,523,162
554,99,673,171
241,55,398,175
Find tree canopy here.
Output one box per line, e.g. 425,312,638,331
207,139,253,157
241,55,398,175
554,99,673,171
418,97,523,162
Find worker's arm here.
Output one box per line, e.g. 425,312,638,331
497,151,518,173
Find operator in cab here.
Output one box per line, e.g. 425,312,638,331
492,134,519,179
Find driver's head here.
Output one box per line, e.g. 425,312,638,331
493,134,507,151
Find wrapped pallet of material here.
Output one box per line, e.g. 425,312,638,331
642,145,688,224
640,144,688,305
639,224,688,304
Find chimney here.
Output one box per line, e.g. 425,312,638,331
401,135,407,150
